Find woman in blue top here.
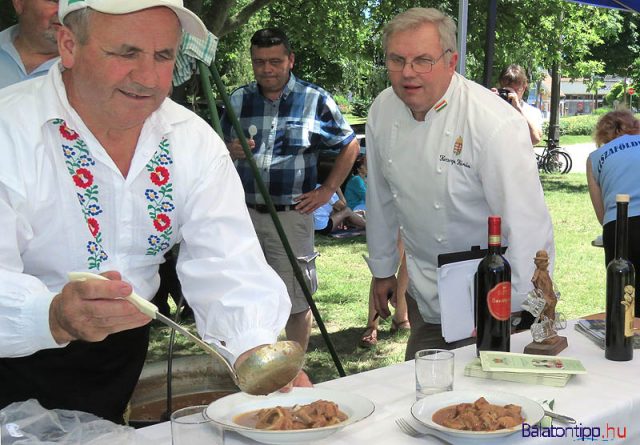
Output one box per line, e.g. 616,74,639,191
344,158,367,211
587,110,640,314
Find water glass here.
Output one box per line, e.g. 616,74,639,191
170,405,221,445
414,349,454,400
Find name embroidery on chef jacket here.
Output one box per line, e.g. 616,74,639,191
54,119,175,270
439,135,471,168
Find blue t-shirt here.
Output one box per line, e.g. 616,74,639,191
344,175,366,210
313,187,339,230
588,133,640,224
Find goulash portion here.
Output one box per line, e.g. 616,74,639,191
234,400,348,430
432,397,524,431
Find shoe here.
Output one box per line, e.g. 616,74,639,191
359,327,377,348
390,318,410,334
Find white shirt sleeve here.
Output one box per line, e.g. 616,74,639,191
364,98,402,278
0,182,66,357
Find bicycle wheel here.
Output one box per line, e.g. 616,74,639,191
562,151,573,174
544,150,571,174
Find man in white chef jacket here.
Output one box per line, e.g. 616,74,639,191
0,0,309,424
365,7,555,360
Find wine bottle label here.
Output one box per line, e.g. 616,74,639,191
487,282,511,321
622,285,635,337
488,235,500,246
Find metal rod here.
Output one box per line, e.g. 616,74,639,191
208,63,346,377
197,61,223,137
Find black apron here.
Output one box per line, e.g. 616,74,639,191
0,324,150,424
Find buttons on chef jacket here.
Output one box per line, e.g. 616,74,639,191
437,166,443,173
445,130,451,136
434,202,441,209
388,159,393,164
393,193,398,199
436,236,445,243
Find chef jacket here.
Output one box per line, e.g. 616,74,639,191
366,73,555,323
0,63,291,360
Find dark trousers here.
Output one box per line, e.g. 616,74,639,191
0,325,150,424
405,293,475,361
603,215,640,315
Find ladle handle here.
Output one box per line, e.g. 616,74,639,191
67,272,239,384
154,313,239,385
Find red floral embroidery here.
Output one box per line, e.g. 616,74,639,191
150,166,170,186
153,214,171,232
60,122,79,141
87,218,100,237
73,168,93,188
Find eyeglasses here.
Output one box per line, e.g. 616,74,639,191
385,49,452,74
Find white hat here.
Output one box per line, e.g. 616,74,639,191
58,0,208,39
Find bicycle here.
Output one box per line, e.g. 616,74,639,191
535,140,572,174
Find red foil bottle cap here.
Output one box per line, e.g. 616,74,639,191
488,215,501,246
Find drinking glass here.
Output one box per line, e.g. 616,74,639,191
414,349,454,400
170,405,221,445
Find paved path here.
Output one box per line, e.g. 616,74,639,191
534,142,595,174
562,142,595,174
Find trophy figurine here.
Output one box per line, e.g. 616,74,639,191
522,250,568,355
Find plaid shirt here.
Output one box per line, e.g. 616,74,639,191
221,74,355,205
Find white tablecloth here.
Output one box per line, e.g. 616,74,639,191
137,320,640,444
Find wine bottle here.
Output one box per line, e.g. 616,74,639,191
475,215,511,356
605,194,635,361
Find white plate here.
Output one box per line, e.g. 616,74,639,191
411,390,544,439
205,387,375,444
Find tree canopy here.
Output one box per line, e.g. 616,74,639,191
1,0,637,106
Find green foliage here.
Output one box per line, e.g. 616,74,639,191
333,94,351,114
543,114,599,136
592,106,613,116
351,97,372,118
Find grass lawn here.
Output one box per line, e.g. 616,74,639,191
147,172,606,384
560,135,593,146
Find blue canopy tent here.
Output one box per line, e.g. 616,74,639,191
566,0,640,12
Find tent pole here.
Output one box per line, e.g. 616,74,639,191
457,0,468,76
482,0,497,87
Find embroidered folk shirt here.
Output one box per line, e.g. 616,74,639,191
365,73,555,323
0,63,291,359
221,74,355,205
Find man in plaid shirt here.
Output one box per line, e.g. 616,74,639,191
222,28,360,352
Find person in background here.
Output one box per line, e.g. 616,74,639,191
344,157,367,212
359,239,410,348
365,8,555,360
0,0,60,89
313,186,365,235
221,28,360,352
496,64,544,145
0,0,309,424
587,109,640,314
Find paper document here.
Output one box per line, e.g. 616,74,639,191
437,258,480,342
480,351,587,374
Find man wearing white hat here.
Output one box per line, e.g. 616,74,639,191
0,0,300,423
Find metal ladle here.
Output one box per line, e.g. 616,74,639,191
68,272,304,395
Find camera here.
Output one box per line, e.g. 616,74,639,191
498,88,512,102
